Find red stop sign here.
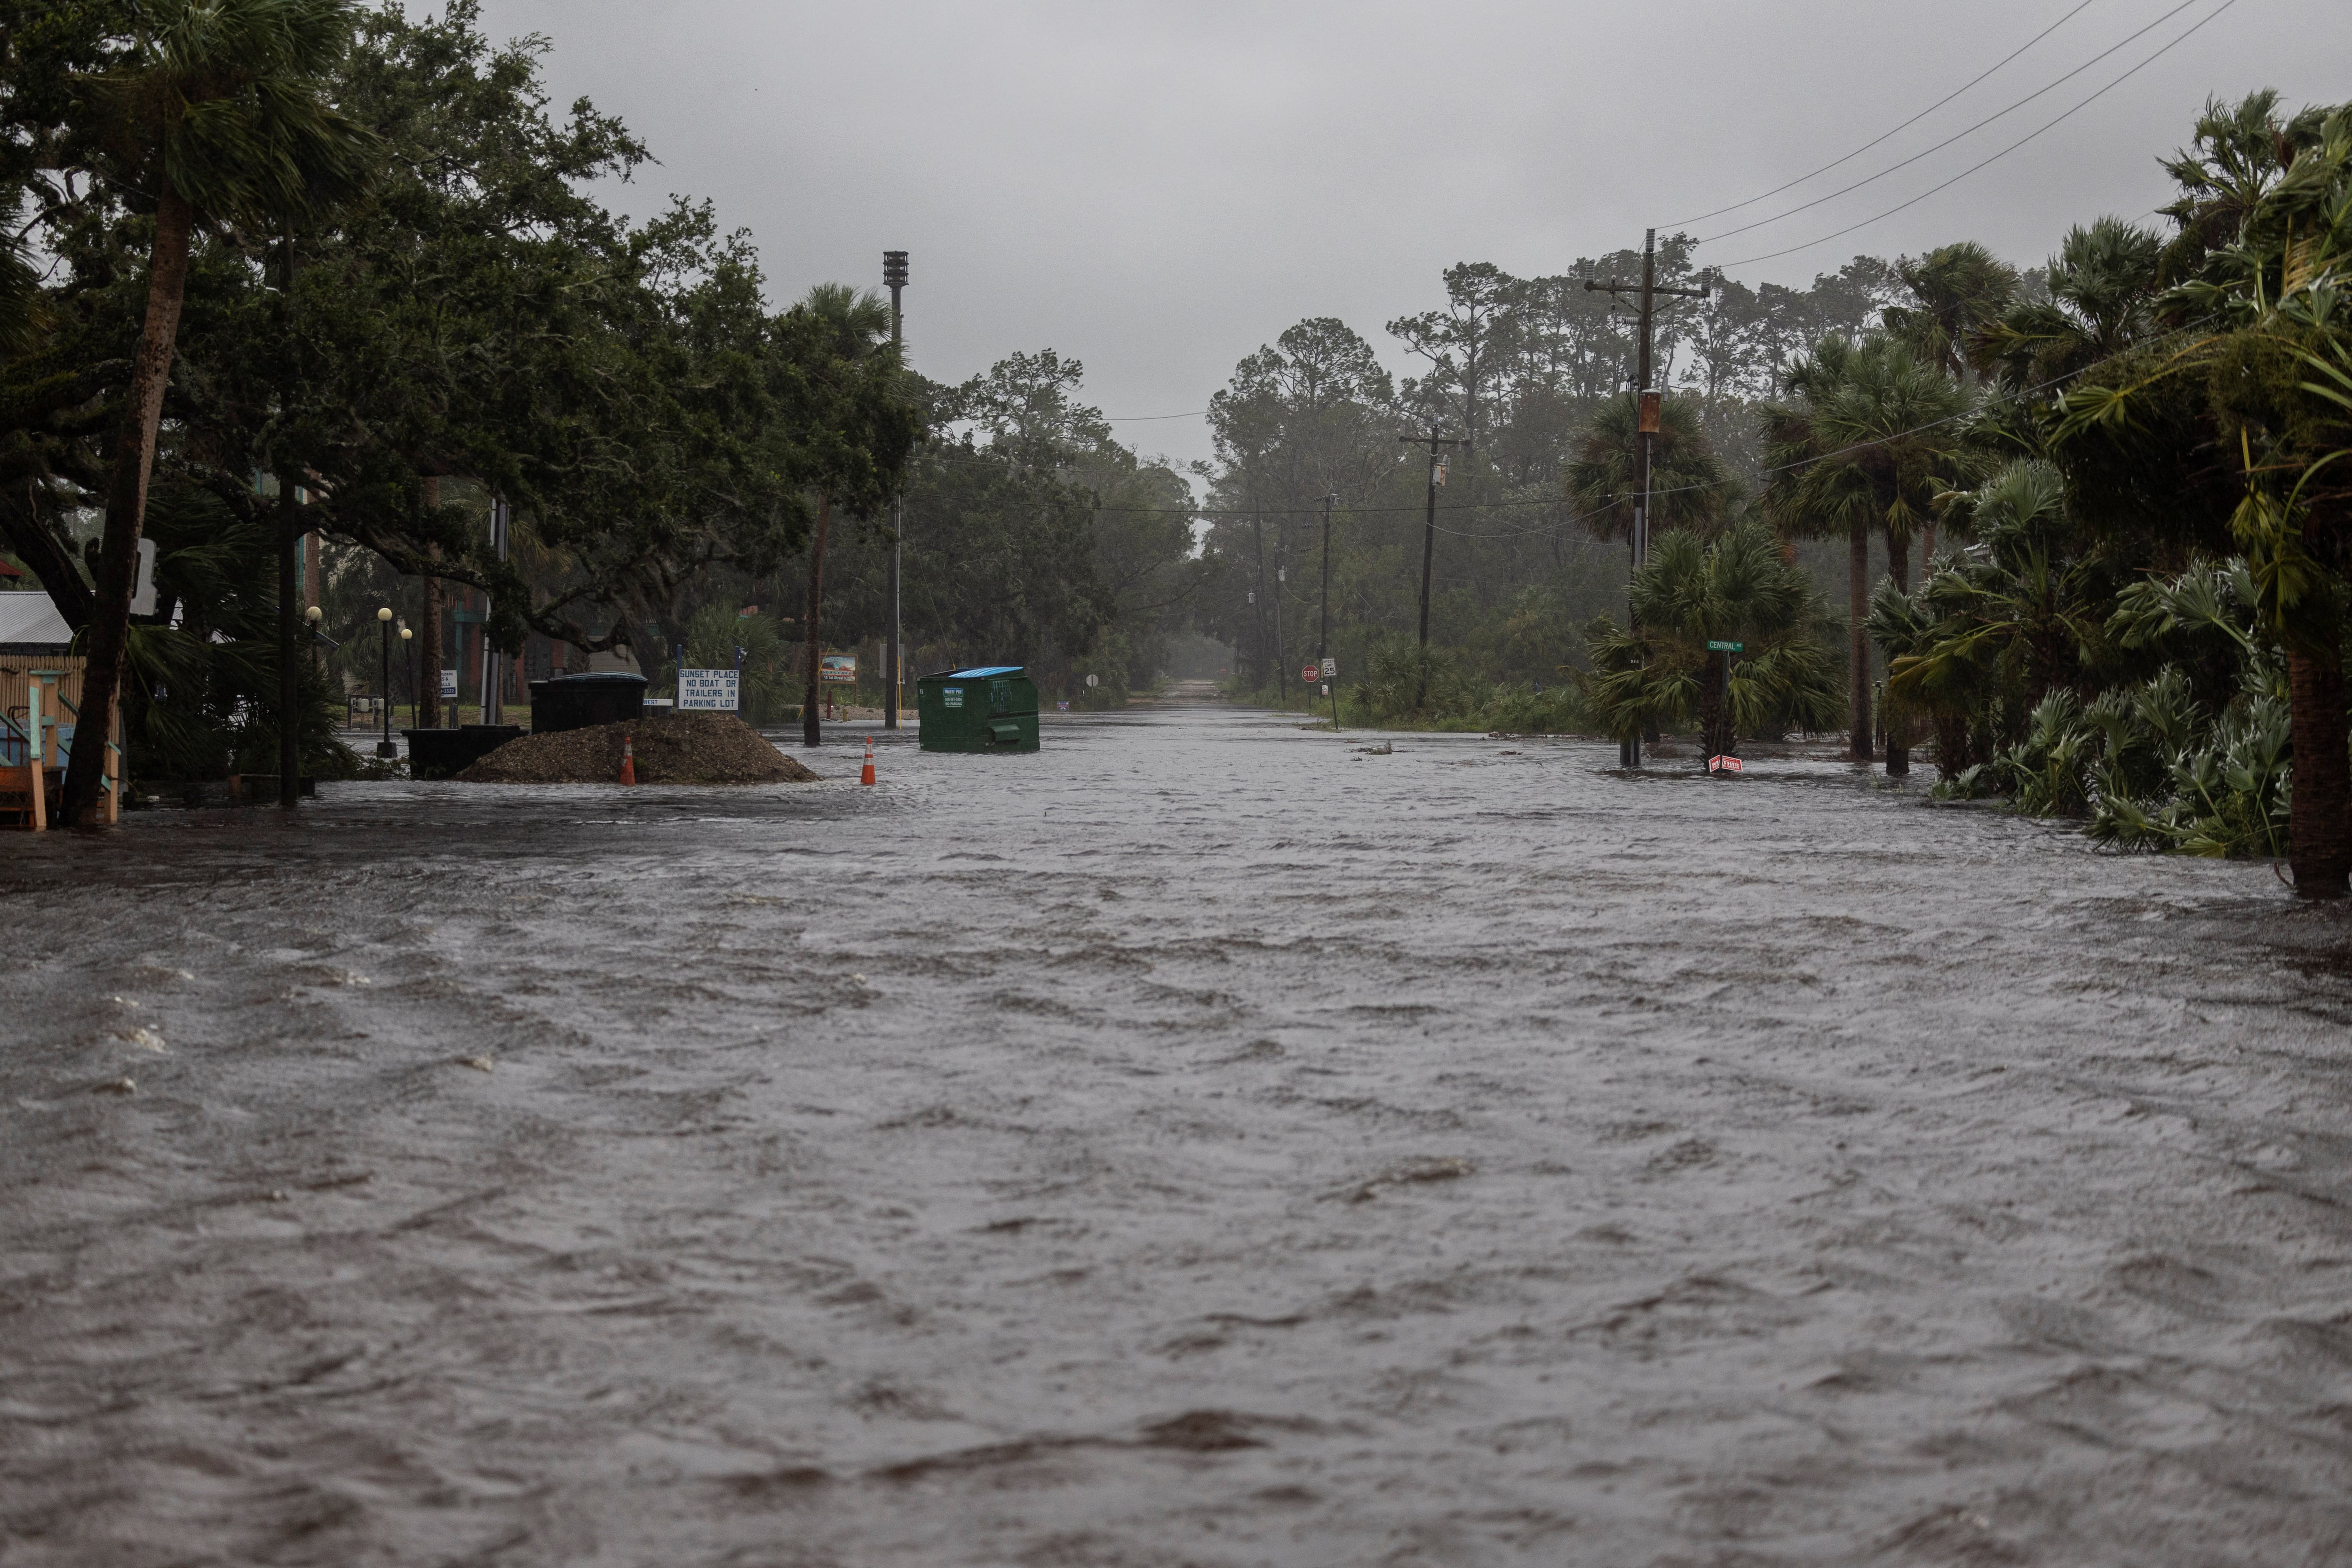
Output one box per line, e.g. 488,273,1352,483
1302,665,1318,682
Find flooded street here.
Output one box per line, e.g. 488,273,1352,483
6,702,2352,1567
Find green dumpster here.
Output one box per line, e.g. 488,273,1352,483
917,665,1040,753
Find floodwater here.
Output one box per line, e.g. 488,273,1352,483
4,704,2352,1567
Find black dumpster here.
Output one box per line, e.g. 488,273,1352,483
916,666,1040,753
530,672,647,734
405,724,523,780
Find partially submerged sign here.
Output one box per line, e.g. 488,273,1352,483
678,668,740,711
1707,755,1744,773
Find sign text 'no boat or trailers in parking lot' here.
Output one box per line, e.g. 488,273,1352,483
678,668,739,711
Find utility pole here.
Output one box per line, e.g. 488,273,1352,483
1273,532,1287,705
1585,228,1706,766
1316,491,1338,732
1250,499,1266,692
1398,423,1467,709
883,250,907,730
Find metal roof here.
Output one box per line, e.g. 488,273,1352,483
0,591,72,651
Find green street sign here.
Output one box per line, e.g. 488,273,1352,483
1706,640,1744,652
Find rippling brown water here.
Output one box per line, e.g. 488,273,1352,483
4,705,2351,1566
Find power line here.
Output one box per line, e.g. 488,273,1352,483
1707,0,2235,271
1665,0,2102,229
1697,0,2205,247
1102,409,1208,421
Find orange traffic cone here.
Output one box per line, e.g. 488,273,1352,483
619,734,636,785
860,736,876,786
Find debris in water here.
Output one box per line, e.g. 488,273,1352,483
94,1077,136,1095
114,1027,167,1052
457,1056,496,1073
1344,1156,1472,1202
456,713,820,785
1354,743,1393,756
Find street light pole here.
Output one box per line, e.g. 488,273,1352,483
277,229,301,810
375,606,396,758
883,250,908,731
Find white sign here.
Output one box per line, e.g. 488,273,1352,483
678,668,740,711
942,686,964,708
440,668,459,699
129,538,157,615
1321,656,1337,678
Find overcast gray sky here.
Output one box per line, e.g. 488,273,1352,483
473,0,2349,467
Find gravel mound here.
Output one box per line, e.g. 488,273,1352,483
455,714,819,785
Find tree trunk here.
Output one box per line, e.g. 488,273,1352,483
1848,521,1871,760
1884,529,1910,777
64,182,194,825
802,498,831,747
2286,641,2349,897
419,477,442,728
0,480,95,629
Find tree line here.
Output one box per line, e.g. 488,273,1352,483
0,0,1201,809
1184,91,2352,897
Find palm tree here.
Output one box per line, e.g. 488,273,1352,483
1582,522,1843,759
1870,459,2107,780
792,282,895,747
1884,240,2018,382
1565,391,1731,543
1763,335,1974,771
2155,90,2331,287
1976,218,2165,393
61,0,373,823
2051,101,2352,894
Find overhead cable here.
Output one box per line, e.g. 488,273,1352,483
1707,0,2236,271
1665,0,2102,229
1698,0,2205,247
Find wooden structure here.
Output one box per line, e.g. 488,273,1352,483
1,658,121,828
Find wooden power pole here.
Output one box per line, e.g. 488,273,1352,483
1585,228,1707,767
1398,423,1468,710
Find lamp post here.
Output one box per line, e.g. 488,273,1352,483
305,605,322,676
882,249,908,731
376,607,397,758
400,624,414,733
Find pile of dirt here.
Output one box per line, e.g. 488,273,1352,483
455,713,819,785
